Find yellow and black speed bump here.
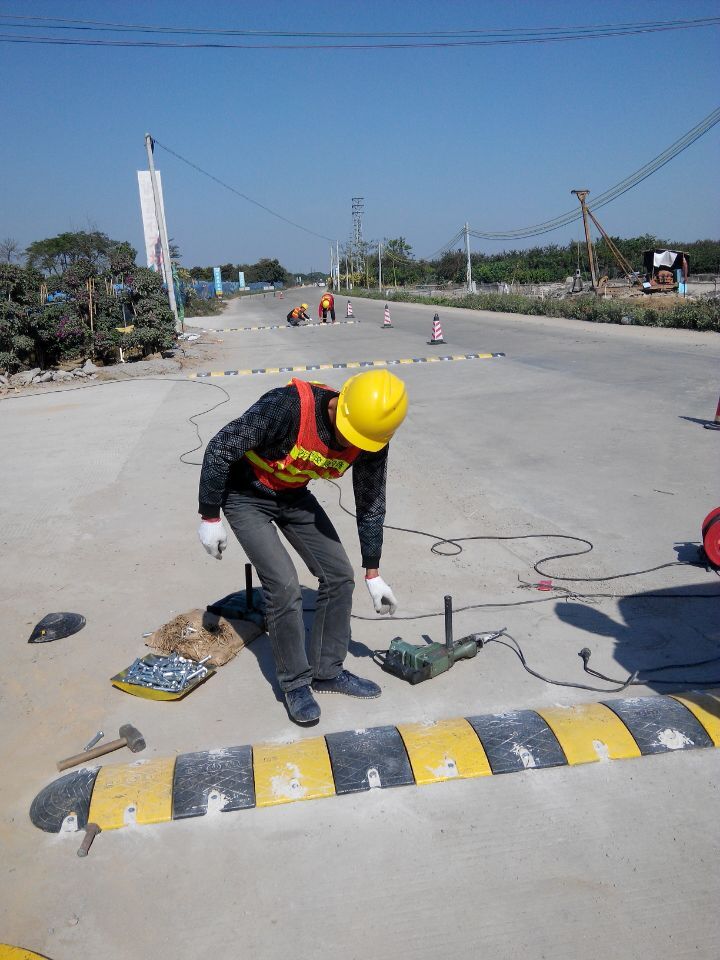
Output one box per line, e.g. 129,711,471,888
325,725,415,793
29,767,98,833
29,691,720,835
466,710,567,773
172,746,255,819
189,353,505,379
202,320,360,332
0,947,53,960
601,695,714,753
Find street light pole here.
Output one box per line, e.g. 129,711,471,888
465,221,473,293
144,133,180,332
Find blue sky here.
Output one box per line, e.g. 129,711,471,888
1,0,718,272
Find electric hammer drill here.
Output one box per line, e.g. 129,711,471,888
382,595,505,684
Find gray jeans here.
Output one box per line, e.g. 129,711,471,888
222,490,355,692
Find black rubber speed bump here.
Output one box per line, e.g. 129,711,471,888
172,746,255,819
30,768,98,833
466,710,567,773
325,725,414,793
601,696,714,754
28,692,720,836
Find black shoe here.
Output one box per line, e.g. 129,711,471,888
285,685,321,724
312,670,381,699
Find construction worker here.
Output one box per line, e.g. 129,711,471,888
286,303,311,326
197,370,408,725
318,290,336,323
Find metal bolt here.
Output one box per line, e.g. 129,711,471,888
83,731,104,752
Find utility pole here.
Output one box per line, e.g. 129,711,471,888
145,133,180,331
571,190,599,290
464,221,473,293
378,242,382,291
335,240,340,291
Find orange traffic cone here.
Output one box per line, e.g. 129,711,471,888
382,304,393,329
346,301,354,318
427,313,445,344
705,395,720,430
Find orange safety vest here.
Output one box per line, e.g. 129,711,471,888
245,379,360,492
291,307,302,318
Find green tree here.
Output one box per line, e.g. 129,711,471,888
25,230,121,276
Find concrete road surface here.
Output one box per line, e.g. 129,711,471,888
1,290,718,959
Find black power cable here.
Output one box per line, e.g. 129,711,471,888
6,375,717,691
326,480,717,618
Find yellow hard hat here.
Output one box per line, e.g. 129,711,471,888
336,370,408,452
301,303,309,309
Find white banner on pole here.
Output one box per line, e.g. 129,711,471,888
137,170,169,282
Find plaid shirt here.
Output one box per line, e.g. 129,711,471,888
199,383,388,567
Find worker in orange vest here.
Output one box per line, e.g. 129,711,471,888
197,371,408,725
286,303,311,326
318,291,336,323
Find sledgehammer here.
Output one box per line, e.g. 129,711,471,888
57,723,146,771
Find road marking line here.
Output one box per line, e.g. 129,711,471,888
189,353,505,378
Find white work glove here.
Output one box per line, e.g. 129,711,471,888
365,575,397,615
198,518,228,559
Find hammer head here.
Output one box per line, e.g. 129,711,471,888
119,723,146,753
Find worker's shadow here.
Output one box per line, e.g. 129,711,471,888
231,585,375,704
554,579,720,693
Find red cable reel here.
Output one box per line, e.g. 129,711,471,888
701,507,720,568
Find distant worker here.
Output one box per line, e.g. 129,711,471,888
286,303,311,326
197,371,408,725
319,291,336,323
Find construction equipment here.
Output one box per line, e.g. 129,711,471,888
382,595,505,684
57,723,145,772
572,190,638,288
701,507,720,569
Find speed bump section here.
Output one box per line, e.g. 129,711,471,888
325,725,414,793
172,746,255,818
253,736,335,807
88,757,175,830
536,703,641,764
466,710,567,774
397,718,492,785
667,690,720,747
30,768,98,833
602,696,714,754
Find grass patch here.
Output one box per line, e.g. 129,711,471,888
347,288,720,332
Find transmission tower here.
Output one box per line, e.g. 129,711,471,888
351,197,365,277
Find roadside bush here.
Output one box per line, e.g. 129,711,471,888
348,287,720,332
0,258,179,372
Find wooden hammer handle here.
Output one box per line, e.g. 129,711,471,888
57,736,127,772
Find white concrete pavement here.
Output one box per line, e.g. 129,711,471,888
1,291,718,959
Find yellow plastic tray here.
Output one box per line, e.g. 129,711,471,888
111,655,216,701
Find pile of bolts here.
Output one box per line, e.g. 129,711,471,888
124,653,211,692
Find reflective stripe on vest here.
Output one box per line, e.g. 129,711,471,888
244,379,360,492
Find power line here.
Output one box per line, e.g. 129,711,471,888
149,137,335,244
468,107,720,241
3,13,719,38
0,15,718,48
